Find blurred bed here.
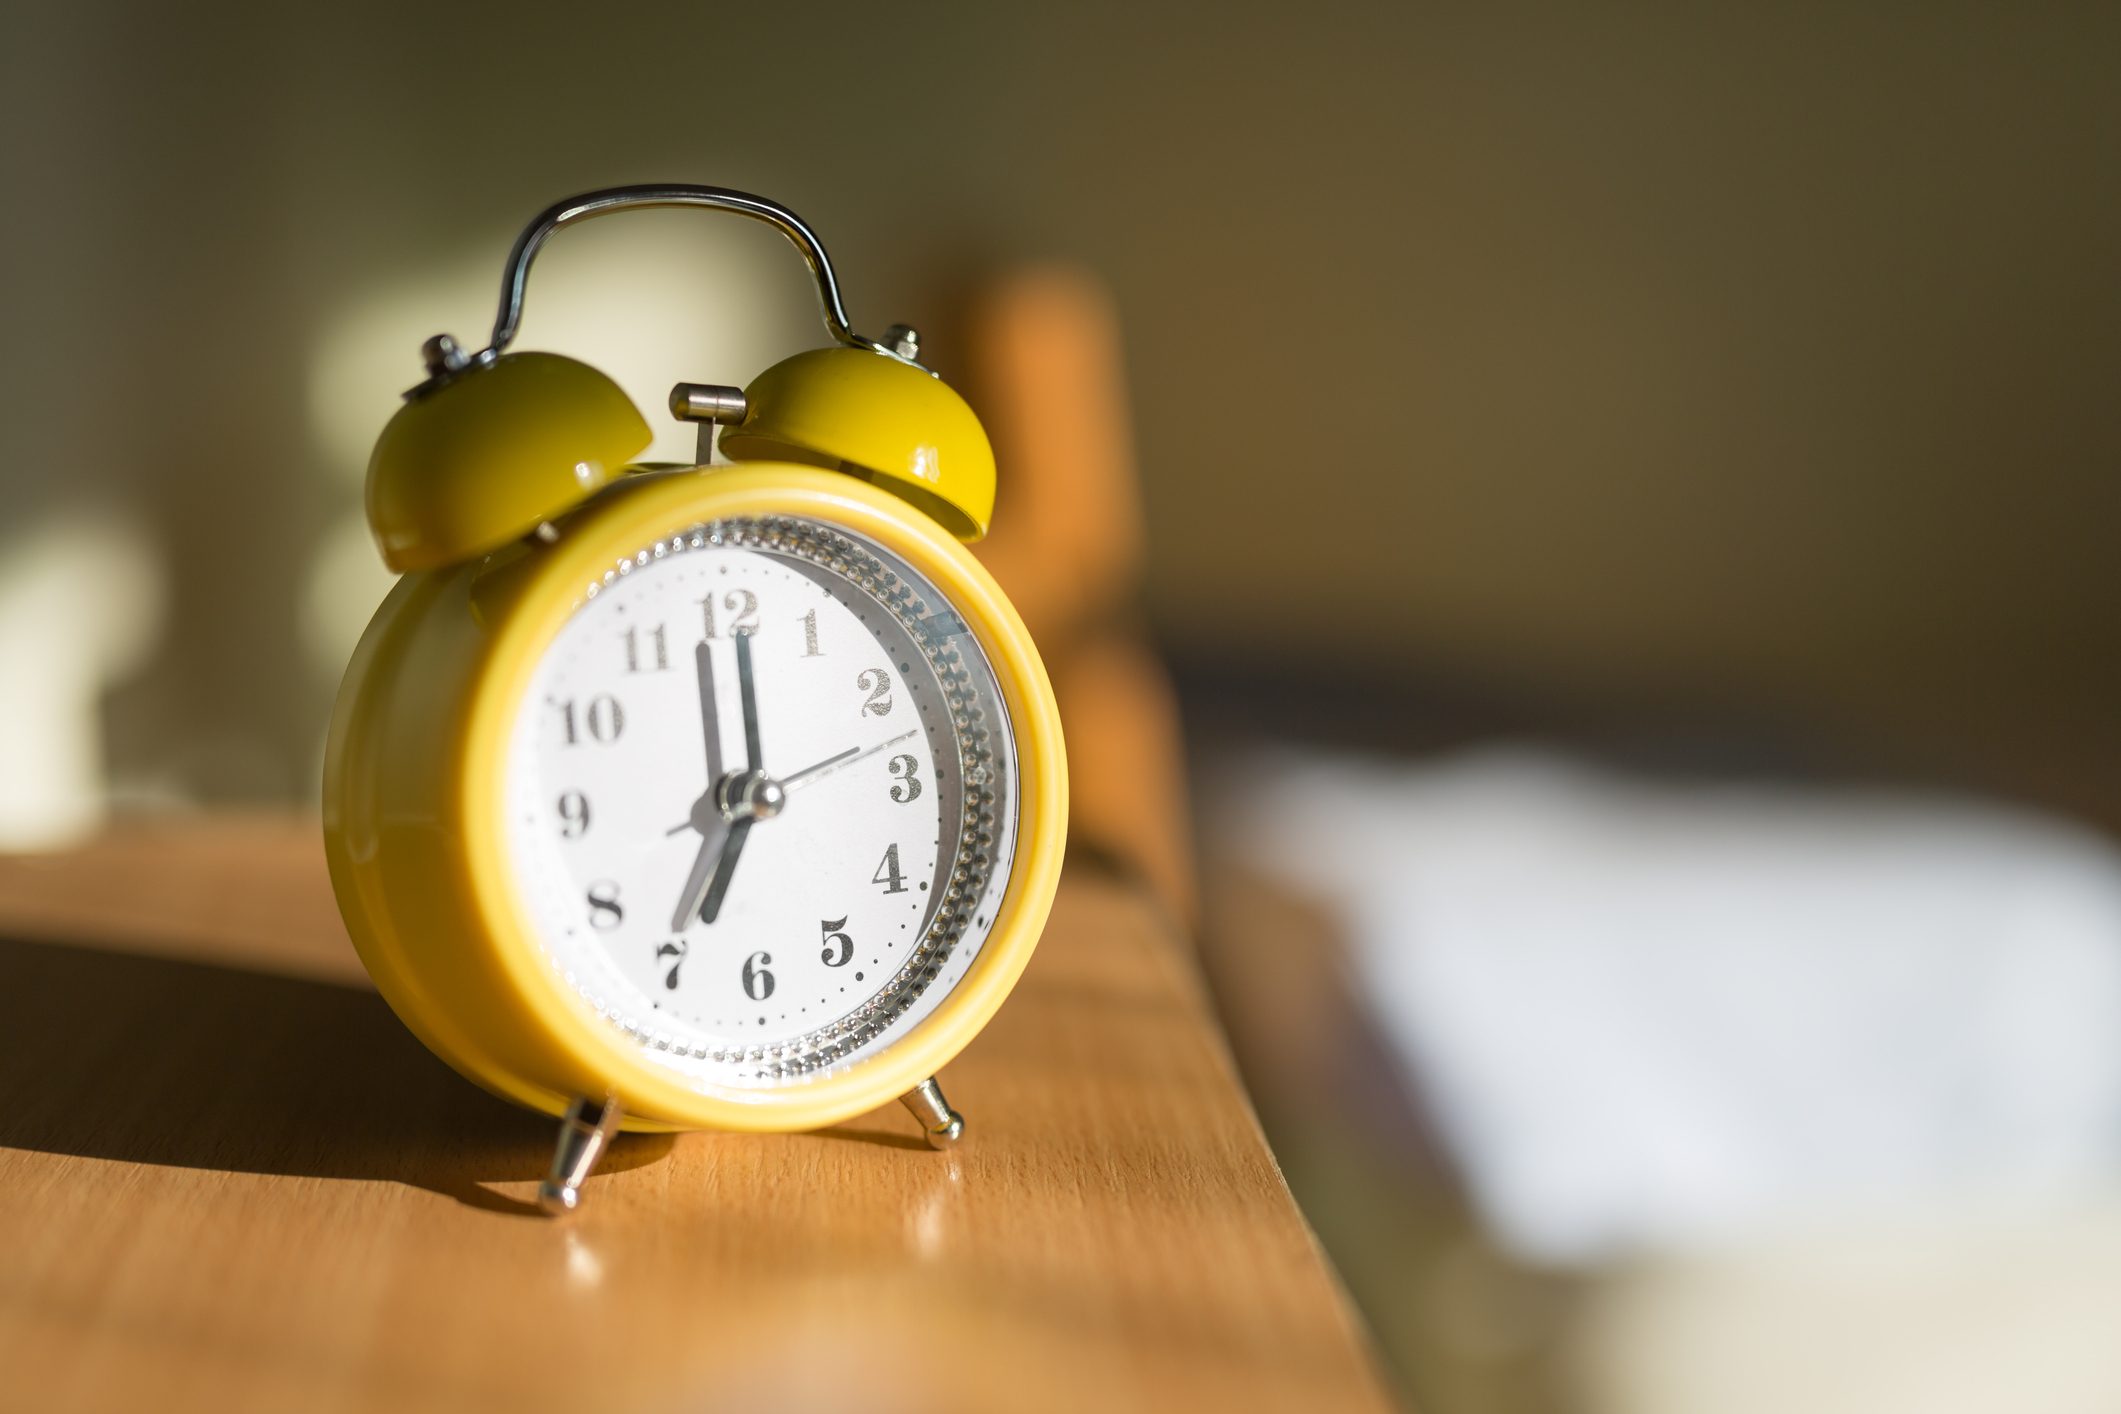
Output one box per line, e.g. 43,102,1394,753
1196,731,2121,1414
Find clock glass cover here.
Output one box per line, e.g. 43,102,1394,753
503,511,1019,1087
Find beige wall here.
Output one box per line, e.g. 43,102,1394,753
2,2,2115,812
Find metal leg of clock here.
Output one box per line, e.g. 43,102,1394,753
537,1095,624,1216
900,1076,965,1150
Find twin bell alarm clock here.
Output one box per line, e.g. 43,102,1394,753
322,185,1067,1214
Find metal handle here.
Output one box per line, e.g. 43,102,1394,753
476,184,879,361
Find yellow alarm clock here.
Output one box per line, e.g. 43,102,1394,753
322,185,1067,1214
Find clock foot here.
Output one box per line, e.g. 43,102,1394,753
899,1076,965,1150
537,1094,624,1216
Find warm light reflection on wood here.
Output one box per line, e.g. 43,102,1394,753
0,818,1390,1413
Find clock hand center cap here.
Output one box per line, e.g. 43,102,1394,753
715,768,786,823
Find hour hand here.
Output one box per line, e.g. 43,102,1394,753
698,817,753,925
670,811,732,932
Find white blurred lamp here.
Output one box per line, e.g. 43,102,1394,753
0,516,162,848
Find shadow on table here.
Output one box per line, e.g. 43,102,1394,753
0,933,672,1213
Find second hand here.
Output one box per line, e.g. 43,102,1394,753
780,729,918,792
664,729,920,836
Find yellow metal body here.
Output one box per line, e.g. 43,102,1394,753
367,352,653,572
722,347,996,541
323,463,1067,1133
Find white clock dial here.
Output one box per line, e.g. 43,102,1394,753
502,513,1018,1087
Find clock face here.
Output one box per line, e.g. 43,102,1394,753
502,513,1019,1088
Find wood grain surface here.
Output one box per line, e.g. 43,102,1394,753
0,816,1391,1413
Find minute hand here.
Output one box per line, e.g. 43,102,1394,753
735,631,762,773
692,639,724,782
780,729,919,794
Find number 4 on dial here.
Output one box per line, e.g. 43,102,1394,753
873,844,908,895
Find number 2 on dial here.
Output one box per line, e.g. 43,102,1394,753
857,668,893,716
